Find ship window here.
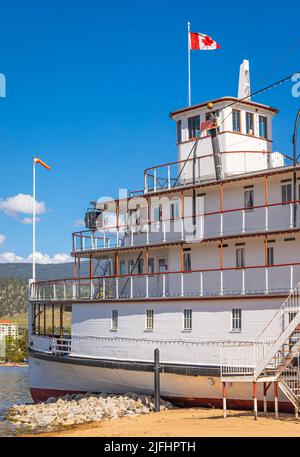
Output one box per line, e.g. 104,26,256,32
231,309,242,332
106,260,112,276
267,246,274,266
128,259,135,274
183,250,192,271
177,120,182,143
188,115,200,139
138,258,144,274
170,199,180,220
183,309,192,331
158,258,167,273
111,310,118,331
140,206,147,224
205,112,220,135
282,183,292,204
236,248,245,268
244,188,254,209
246,112,254,135
153,204,162,222
119,260,126,275
259,115,267,139
145,310,154,330
232,109,241,132
148,258,155,274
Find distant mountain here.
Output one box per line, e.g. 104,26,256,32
0,262,89,281
0,262,91,320
0,277,28,318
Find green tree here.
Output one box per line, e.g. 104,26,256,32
4,331,28,363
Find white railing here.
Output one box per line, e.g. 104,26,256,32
144,154,214,192
281,365,300,399
143,151,271,193
73,202,299,253
30,264,300,303
221,282,300,379
220,342,258,377
52,337,71,356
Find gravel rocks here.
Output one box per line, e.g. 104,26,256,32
6,393,174,431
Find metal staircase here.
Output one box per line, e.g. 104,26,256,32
221,282,300,411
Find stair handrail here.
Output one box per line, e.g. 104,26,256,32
220,282,300,379
256,282,300,345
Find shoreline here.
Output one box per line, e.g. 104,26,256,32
0,363,28,367
21,407,300,438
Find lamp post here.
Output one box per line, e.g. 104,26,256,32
32,157,51,281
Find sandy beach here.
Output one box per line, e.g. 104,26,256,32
27,407,300,438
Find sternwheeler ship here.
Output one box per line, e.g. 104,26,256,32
28,60,300,414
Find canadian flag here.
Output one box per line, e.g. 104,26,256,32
189,32,221,51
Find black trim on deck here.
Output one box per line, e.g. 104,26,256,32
29,348,220,377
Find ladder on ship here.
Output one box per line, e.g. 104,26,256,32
220,282,300,419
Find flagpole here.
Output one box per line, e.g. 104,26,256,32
187,21,191,106
32,157,36,281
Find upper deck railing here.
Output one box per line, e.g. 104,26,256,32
30,262,300,303
72,200,300,254
143,150,269,193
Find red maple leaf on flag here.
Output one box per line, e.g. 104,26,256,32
202,35,214,47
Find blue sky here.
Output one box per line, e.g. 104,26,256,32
0,0,300,262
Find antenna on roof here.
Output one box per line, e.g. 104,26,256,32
238,59,251,101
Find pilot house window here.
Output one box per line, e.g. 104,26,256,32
246,112,254,135
176,120,182,143
232,110,241,132
188,115,200,139
259,115,267,139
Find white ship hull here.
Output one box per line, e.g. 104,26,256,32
29,354,292,412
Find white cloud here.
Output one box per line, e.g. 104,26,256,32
74,218,85,228
0,194,46,217
0,251,72,264
0,252,24,263
0,234,6,246
21,217,41,224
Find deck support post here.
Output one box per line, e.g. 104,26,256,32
43,304,46,335
60,304,64,340
253,382,258,420
274,381,279,419
263,382,268,416
52,303,55,337
295,407,299,419
222,382,227,419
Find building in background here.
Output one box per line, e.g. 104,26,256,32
0,320,19,361
0,320,19,339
